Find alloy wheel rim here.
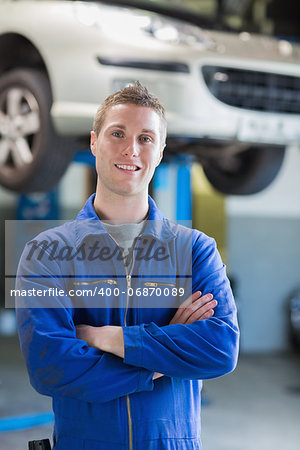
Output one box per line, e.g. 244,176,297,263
0,86,40,176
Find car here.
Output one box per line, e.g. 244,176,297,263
0,0,299,195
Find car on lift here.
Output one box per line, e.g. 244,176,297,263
0,0,299,195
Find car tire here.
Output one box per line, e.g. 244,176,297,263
202,146,285,195
0,68,76,193
288,289,300,351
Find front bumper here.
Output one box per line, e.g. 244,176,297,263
51,54,300,146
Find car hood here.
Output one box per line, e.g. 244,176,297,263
96,0,300,64
206,29,300,64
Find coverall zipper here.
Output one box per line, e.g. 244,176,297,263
108,233,142,450
73,279,117,285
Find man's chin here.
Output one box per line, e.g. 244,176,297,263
110,186,145,198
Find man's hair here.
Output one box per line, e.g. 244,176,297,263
93,81,167,146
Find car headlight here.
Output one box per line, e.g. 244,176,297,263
74,3,215,49
143,15,215,49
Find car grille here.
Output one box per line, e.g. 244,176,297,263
202,65,300,114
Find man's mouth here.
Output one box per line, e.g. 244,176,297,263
115,164,140,171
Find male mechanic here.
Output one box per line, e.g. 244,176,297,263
16,82,239,450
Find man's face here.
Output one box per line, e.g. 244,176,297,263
90,104,164,199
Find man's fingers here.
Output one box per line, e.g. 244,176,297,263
169,291,202,324
169,292,218,325
185,306,215,325
179,291,202,308
177,294,215,324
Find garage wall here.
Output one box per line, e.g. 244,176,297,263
226,145,300,352
0,189,17,309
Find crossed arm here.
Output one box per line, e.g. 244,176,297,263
17,232,238,402
76,291,217,379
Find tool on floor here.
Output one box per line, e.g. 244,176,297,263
28,439,51,449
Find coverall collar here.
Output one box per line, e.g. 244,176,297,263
75,194,177,245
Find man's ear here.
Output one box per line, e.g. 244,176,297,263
156,144,166,167
90,131,97,156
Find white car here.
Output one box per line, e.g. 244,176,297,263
0,0,299,194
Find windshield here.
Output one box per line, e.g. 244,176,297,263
87,0,250,32
87,0,299,38
93,0,219,29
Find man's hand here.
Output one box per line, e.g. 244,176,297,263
169,291,217,325
76,324,124,358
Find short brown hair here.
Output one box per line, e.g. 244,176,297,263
93,81,167,146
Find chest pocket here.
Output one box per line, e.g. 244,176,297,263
129,278,181,312
71,278,126,309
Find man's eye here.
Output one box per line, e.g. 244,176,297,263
112,131,123,137
140,136,151,143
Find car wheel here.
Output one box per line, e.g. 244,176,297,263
202,146,285,195
0,69,76,193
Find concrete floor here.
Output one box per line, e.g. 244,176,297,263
1,336,300,450
202,352,300,450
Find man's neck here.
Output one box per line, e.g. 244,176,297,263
93,189,149,224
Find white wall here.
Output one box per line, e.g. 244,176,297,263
226,145,300,352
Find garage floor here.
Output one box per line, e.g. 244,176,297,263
1,336,300,450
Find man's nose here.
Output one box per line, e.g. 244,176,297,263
121,138,139,157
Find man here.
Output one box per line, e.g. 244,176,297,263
16,82,239,449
